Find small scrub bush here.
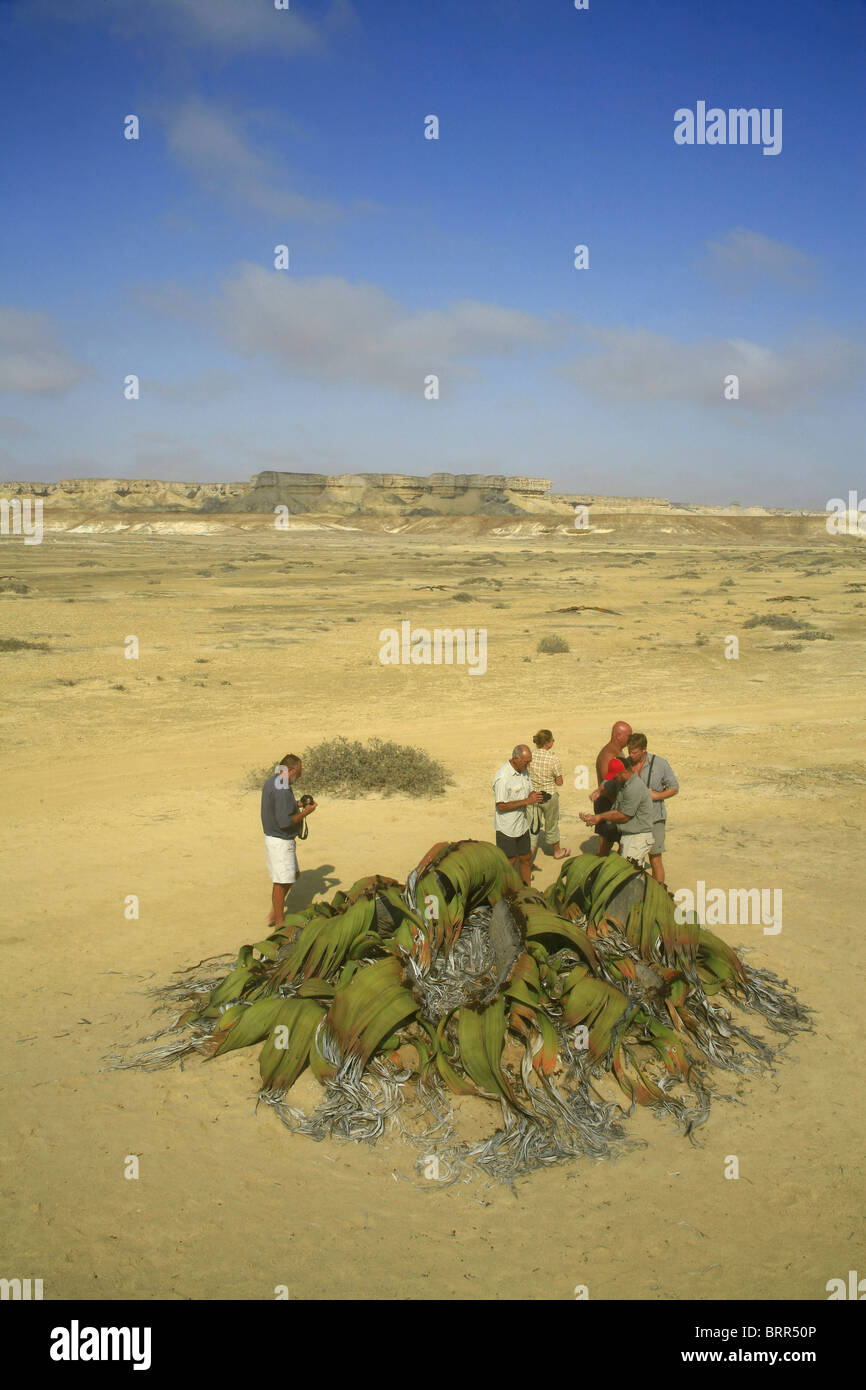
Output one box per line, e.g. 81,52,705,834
537,634,570,654
248,738,452,799
743,614,810,630
0,636,49,651
304,737,451,798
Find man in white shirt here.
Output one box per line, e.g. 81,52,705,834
493,744,544,885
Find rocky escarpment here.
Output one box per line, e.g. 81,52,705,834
0,470,823,521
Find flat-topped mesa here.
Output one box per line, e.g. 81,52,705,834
241,471,553,514
0,472,552,515
0,474,830,525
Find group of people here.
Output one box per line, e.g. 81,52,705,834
259,723,679,924
493,722,678,887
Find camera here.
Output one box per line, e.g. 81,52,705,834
539,791,551,803
298,794,315,808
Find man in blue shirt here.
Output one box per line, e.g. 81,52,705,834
626,733,679,884
261,753,317,926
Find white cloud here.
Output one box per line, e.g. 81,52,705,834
16,0,355,55
703,228,817,289
215,264,558,391
562,325,864,408
164,99,340,221
0,308,91,396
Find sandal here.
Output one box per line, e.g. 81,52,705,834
554,848,571,859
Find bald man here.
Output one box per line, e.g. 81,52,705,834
493,743,544,885
590,720,633,856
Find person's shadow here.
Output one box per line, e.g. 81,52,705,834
290,863,340,909
578,832,602,854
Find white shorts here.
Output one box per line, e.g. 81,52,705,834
264,835,298,884
620,832,654,867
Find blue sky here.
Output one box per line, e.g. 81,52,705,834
0,0,863,504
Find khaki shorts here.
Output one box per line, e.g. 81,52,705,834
530,791,560,848
620,831,654,867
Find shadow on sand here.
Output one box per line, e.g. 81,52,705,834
288,863,340,910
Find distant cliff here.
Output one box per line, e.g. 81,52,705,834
0,471,555,516
0,472,828,532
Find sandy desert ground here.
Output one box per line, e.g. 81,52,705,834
1,517,864,1301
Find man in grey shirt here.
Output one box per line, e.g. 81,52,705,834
261,753,317,927
580,756,655,867
627,732,679,884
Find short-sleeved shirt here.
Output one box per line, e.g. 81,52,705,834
608,774,653,836
637,752,679,823
261,773,299,840
493,761,530,837
529,747,562,792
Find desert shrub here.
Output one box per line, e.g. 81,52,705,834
743,614,810,630
774,642,803,652
719,578,735,588
452,591,473,602
248,738,451,799
0,637,49,651
537,634,570,654
305,738,450,798
797,630,834,641
0,580,29,593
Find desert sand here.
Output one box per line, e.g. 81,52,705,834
1,512,864,1300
